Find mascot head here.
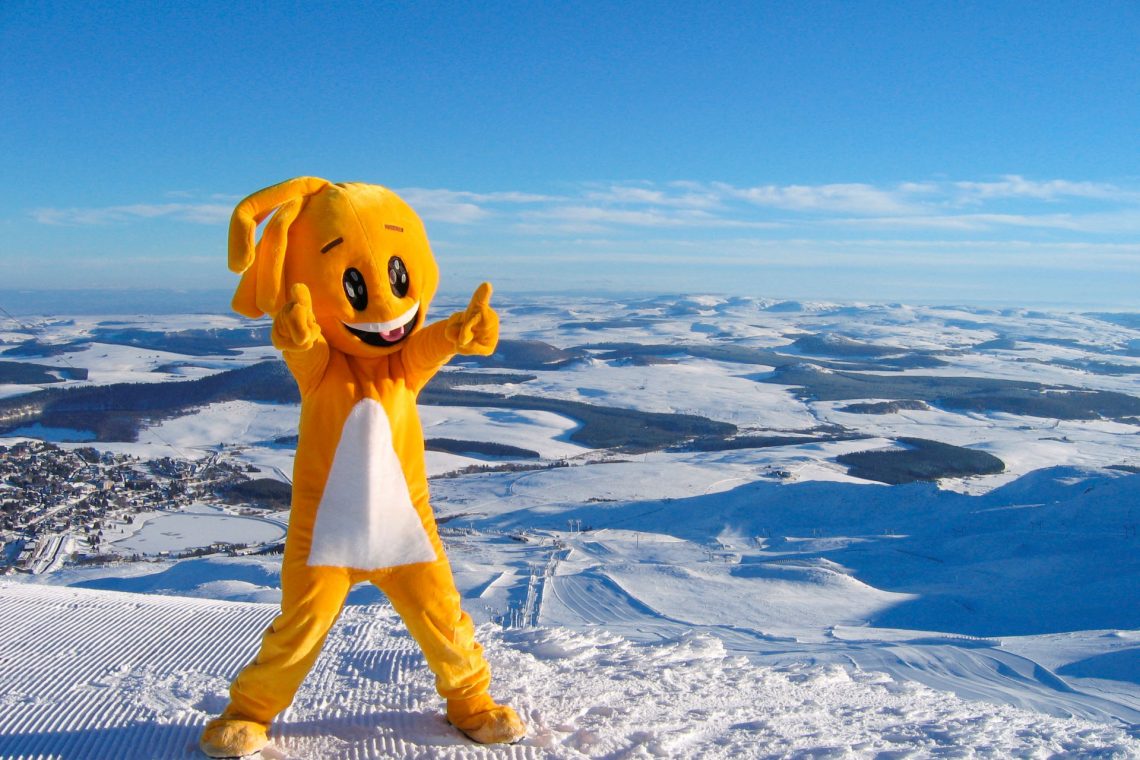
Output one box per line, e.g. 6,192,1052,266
228,177,440,357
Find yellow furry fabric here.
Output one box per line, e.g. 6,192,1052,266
201,178,523,757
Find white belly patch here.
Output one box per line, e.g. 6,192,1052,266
307,398,437,570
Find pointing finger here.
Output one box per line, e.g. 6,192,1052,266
290,282,312,310
470,281,493,309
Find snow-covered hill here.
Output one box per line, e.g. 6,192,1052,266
2,295,1139,758
1,582,1136,759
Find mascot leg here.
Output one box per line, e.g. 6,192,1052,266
200,560,352,758
376,558,527,744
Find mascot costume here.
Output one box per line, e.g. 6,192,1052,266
200,177,526,757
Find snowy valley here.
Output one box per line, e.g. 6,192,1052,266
0,293,1138,759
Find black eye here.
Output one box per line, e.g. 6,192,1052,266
342,268,368,311
388,256,409,298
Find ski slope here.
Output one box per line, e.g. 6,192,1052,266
1,582,1137,760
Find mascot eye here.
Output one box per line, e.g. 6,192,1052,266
388,256,410,298
342,268,368,311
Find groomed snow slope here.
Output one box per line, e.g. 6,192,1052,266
0,583,1136,760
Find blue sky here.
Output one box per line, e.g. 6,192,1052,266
2,1,1138,308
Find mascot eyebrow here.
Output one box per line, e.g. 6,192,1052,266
319,237,343,254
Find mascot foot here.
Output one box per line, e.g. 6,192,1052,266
447,694,527,744
199,716,269,758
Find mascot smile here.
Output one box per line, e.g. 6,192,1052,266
200,177,526,758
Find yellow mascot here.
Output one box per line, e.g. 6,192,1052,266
200,177,526,757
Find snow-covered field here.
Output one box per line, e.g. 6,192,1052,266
1,582,1136,759
1,294,1138,758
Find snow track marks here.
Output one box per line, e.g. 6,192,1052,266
2,582,1138,759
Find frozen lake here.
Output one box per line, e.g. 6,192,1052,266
112,509,285,554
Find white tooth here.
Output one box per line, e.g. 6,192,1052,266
342,302,419,334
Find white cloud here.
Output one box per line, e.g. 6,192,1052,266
491,235,1140,274
829,209,1140,235
952,175,1125,202
713,182,921,215
582,183,723,210
32,202,231,226
392,190,489,224
395,187,561,224
32,176,1140,246
524,204,722,228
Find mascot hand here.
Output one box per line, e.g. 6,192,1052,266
445,282,499,356
272,283,322,351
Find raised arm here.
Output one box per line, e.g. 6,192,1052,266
272,283,330,396
401,282,499,391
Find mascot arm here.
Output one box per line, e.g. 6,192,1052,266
272,283,330,395
402,282,499,391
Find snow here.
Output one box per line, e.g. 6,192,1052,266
137,402,300,452
1,583,1136,760
110,508,286,555
513,359,820,430
420,406,591,464
2,295,1139,758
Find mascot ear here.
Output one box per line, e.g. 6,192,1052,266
229,176,329,318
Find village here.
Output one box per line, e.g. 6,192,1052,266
0,440,282,574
